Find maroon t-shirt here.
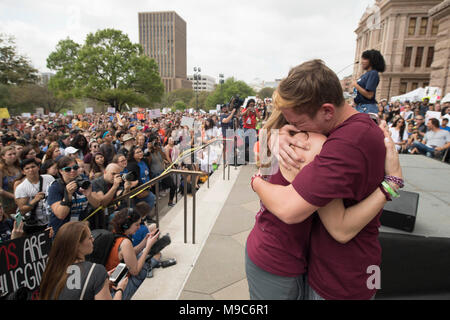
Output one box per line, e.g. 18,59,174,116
292,113,385,300
246,169,313,277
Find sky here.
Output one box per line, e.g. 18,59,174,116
0,0,375,84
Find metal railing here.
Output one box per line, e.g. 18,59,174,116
84,138,232,244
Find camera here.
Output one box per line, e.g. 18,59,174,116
75,177,91,189
230,95,245,111
121,172,135,182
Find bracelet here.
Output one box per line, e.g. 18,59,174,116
379,184,392,201
385,176,404,189
115,288,123,294
251,173,263,192
381,181,400,199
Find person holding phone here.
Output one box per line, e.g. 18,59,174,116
0,205,24,242
39,221,128,300
106,208,160,300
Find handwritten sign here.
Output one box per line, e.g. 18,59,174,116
107,107,116,114
85,107,93,114
0,108,10,119
148,109,161,119
180,116,195,129
0,230,52,299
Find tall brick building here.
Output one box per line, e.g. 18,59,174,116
353,0,449,100
138,11,192,93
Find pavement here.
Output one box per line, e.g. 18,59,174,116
134,155,450,300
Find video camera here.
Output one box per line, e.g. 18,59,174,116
229,95,245,111
75,177,91,190
121,171,135,182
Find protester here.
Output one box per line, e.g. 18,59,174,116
105,208,160,300
0,146,21,216
39,221,127,300
0,205,24,242
353,50,386,114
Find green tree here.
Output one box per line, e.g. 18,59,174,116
47,29,164,112
189,91,211,110
162,88,194,108
258,87,275,99
0,34,38,85
205,77,255,109
174,100,187,111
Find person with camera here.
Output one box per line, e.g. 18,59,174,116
220,104,237,138
14,159,55,235
241,99,261,163
117,133,136,158
47,156,101,236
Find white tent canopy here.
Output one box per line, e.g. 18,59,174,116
441,93,450,103
390,86,442,103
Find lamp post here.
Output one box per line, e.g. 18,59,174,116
193,67,201,111
219,74,224,105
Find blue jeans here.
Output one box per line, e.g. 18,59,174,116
412,141,435,158
356,104,378,114
304,276,375,300
134,190,156,209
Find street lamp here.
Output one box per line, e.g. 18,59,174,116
193,67,201,111
219,73,224,105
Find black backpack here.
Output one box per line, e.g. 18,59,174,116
85,229,126,266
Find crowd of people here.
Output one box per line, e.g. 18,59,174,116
356,97,450,160
0,98,271,300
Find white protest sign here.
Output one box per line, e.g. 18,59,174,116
180,116,195,129
148,109,161,119
67,110,73,116
85,107,93,114
21,113,31,118
209,110,217,114
425,111,442,124
132,107,139,113
107,107,116,113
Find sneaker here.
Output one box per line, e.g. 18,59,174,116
168,202,175,207
146,267,153,278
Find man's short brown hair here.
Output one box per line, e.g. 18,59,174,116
273,59,345,118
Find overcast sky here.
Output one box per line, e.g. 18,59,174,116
1,0,375,84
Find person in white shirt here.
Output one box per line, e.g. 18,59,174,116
411,118,450,158
15,158,55,234
389,118,409,152
400,104,414,122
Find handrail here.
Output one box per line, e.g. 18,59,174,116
83,137,231,244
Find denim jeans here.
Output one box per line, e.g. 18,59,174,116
356,104,379,114
304,276,375,300
133,190,156,209
412,141,436,158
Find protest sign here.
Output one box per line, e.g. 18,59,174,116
209,110,217,114
132,107,139,113
148,109,161,119
0,108,10,119
0,230,52,299
180,116,195,129
107,107,116,113
35,108,44,115
425,111,442,124
85,107,93,114
21,113,31,118
66,110,73,116
137,113,145,120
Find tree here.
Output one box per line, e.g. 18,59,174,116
162,88,194,108
258,87,275,100
189,91,211,110
174,100,187,111
0,34,38,85
47,29,164,112
205,78,255,109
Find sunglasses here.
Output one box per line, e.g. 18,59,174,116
62,165,80,172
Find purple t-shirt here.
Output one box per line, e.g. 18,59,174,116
246,169,313,277
292,113,385,300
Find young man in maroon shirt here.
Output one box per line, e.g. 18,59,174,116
252,60,402,300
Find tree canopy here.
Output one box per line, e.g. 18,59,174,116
205,78,255,109
47,29,164,112
0,34,38,85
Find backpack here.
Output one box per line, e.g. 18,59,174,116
85,229,125,266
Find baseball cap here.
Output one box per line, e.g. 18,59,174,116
65,146,79,154
122,134,135,142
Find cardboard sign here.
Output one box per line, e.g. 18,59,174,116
137,113,145,120
148,109,161,119
180,116,195,129
107,107,116,114
0,108,10,119
85,107,93,114
0,230,52,299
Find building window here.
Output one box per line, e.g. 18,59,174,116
404,47,413,67
411,82,419,90
415,47,424,67
423,82,429,87
400,82,408,95
420,17,428,35
408,17,417,36
431,19,439,35
426,47,434,68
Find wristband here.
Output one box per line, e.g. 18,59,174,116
385,176,404,189
60,199,72,207
115,288,123,294
381,181,400,199
379,184,391,201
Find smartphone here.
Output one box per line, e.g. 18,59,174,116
109,263,128,286
15,213,23,226
368,113,379,124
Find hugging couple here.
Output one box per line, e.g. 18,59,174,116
246,59,403,300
